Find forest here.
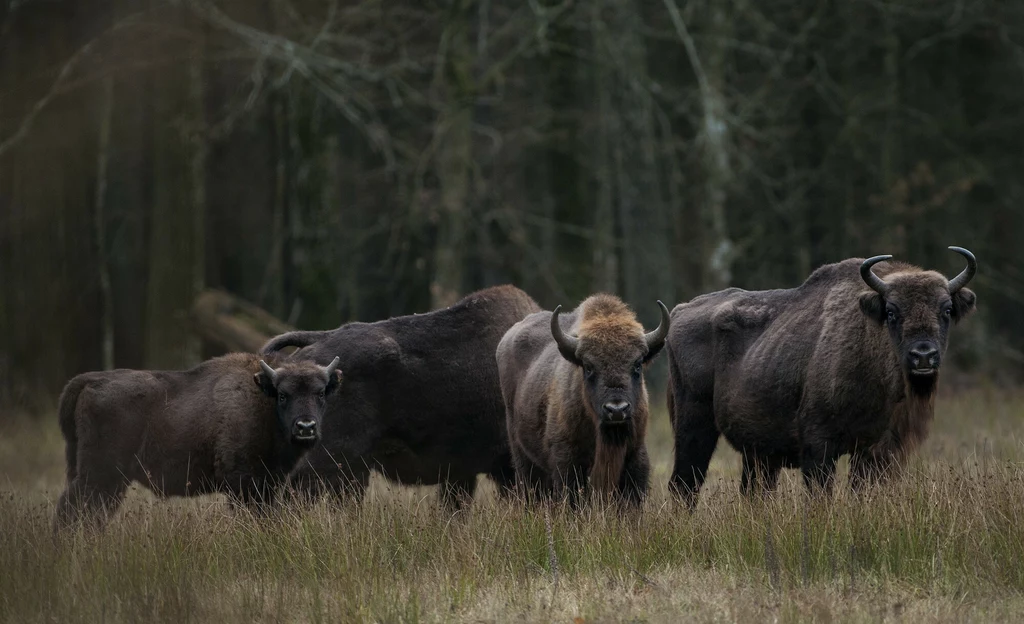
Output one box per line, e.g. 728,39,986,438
2,0,1023,408
7,3,1024,622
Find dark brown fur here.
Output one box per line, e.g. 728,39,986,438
260,285,541,509
497,295,667,507
666,256,977,505
54,353,342,529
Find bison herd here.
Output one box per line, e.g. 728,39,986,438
53,247,978,528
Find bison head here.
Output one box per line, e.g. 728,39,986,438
858,246,977,393
254,357,343,446
551,299,670,437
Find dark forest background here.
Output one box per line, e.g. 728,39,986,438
2,0,1023,412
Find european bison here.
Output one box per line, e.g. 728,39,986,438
259,285,541,508
666,247,977,505
496,294,670,507
54,354,342,528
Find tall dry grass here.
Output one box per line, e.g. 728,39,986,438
2,386,1024,622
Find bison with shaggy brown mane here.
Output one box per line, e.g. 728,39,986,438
54,354,342,529
497,294,669,507
666,247,977,506
260,285,541,509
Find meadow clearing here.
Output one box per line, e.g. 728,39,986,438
2,386,1024,623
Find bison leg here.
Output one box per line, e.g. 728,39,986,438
488,452,518,499
222,474,279,514
849,448,901,491
799,442,839,495
668,397,719,509
553,463,588,510
54,476,127,531
510,444,551,504
285,467,328,504
740,451,781,498
618,446,650,508
289,469,370,505
439,476,477,511
287,449,370,505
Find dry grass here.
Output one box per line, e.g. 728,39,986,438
3,386,1024,623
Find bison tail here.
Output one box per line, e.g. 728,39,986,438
259,330,326,355
57,375,90,484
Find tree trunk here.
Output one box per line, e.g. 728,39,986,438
605,0,673,325
664,0,735,290
430,0,474,309
145,21,206,369
591,3,618,293
94,76,115,370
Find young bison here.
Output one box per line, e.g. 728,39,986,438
54,353,342,529
497,294,670,507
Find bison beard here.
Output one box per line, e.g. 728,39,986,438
590,425,632,495
498,294,668,508
667,247,976,505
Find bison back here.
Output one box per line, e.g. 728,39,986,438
293,285,540,487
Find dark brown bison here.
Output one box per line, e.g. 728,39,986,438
666,247,977,505
259,285,541,508
54,354,342,528
496,294,670,507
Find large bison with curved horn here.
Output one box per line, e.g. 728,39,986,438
497,294,670,506
666,246,977,505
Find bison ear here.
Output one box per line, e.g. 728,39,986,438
858,292,885,325
253,372,276,397
951,287,976,323
642,341,666,363
328,368,344,393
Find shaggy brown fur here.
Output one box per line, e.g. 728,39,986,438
497,294,669,507
666,250,977,506
53,353,342,529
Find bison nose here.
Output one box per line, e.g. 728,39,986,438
908,342,940,373
292,419,318,440
602,400,632,422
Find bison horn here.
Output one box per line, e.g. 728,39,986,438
947,246,977,294
258,360,278,382
550,305,581,364
860,255,893,296
322,356,341,377
644,300,671,351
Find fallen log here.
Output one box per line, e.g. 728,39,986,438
190,289,295,354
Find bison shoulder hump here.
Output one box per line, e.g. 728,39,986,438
376,335,402,361
711,300,773,334
354,332,402,368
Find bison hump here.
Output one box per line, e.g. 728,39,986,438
344,330,402,372
711,299,773,334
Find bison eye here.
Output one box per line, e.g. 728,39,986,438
943,306,952,318
886,310,898,324
278,393,288,405
633,362,643,376
583,365,595,378
318,391,326,400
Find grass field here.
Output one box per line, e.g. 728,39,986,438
3,387,1024,623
